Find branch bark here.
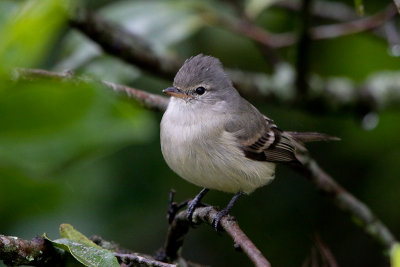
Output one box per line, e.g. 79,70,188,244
310,5,398,40
296,155,397,252
14,68,169,112
0,235,61,266
69,8,181,80
160,206,271,267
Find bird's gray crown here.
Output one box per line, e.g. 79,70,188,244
173,54,232,91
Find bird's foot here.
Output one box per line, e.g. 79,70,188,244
187,188,209,223
211,191,244,232
212,209,230,231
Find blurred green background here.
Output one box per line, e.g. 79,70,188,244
1,0,400,266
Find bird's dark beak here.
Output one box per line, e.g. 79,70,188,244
162,87,192,99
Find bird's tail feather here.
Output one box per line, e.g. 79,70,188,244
286,132,340,143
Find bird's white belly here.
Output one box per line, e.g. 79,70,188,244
161,110,276,194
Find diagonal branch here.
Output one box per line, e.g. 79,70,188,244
160,206,271,267
69,8,181,80
13,68,398,256
296,155,397,252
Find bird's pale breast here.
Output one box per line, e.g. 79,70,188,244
160,99,276,194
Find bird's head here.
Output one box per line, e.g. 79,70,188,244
163,54,238,105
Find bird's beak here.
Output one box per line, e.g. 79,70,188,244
162,87,193,99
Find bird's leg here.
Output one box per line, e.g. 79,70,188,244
187,188,209,223
212,191,244,231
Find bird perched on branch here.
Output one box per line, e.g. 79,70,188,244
160,54,338,230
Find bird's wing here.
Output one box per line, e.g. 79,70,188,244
241,115,299,163
224,107,299,163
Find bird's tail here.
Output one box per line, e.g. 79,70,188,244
286,131,340,143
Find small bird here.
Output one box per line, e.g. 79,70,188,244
160,54,337,229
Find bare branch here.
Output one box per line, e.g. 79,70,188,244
212,4,397,48
0,235,61,266
310,5,398,40
161,206,271,267
296,155,397,251
276,1,357,21
0,234,180,267
393,0,400,14
69,8,181,80
14,68,169,112
115,253,176,267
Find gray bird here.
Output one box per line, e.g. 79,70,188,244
160,54,337,229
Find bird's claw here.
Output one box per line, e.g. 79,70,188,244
187,201,208,224
212,209,229,232
186,200,197,223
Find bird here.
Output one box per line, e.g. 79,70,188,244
160,54,337,230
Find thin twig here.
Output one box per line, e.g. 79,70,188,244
392,0,400,14
14,68,170,112
275,0,358,22
115,253,177,267
296,155,397,252
161,206,271,267
212,4,397,48
310,5,398,40
314,234,339,267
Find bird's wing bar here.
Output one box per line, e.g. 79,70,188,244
233,115,299,163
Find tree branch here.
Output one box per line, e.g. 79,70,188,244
160,206,271,267
310,5,398,40
210,4,397,48
68,8,400,114
0,235,61,266
13,68,399,257
13,68,169,112
0,234,179,267
115,253,176,267
69,8,181,80
296,155,397,252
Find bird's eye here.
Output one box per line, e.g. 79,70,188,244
195,86,206,95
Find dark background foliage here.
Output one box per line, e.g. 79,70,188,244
1,0,399,266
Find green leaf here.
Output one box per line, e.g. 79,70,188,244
353,0,364,16
392,243,400,267
245,0,276,19
44,224,119,267
0,0,69,73
0,79,155,176
59,224,100,248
